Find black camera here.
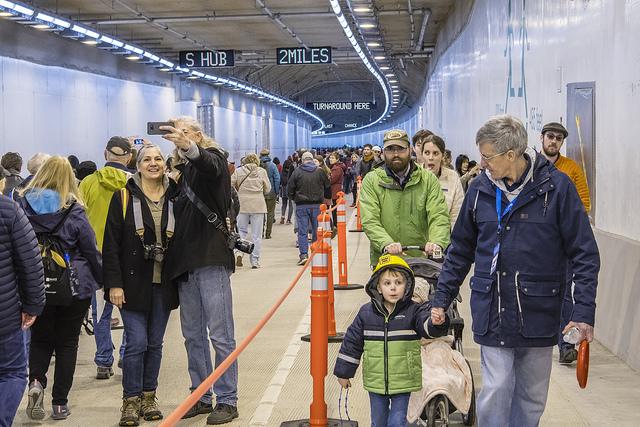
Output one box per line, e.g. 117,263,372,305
228,232,254,254
143,243,165,262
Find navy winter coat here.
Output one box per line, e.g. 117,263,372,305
433,152,600,348
0,196,45,337
17,194,102,300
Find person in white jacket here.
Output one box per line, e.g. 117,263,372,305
231,153,271,268
420,135,464,229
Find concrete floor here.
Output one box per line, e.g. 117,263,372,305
13,207,640,426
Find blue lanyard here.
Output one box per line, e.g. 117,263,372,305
496,187,517,233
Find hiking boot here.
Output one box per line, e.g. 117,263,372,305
206,403,238,425
297,254,308,266
96,366,114,379
236,255,243,267
559,347,578,365
119,396,141,426
181,400,212,419
51,404,71,420
140,391,162,421
26,380,45,420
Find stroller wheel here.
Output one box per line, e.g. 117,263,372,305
426,395,449,427
462,359,477,426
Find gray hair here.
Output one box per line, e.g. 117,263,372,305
475,115,528,156
136,144,164,166
27,153,51,175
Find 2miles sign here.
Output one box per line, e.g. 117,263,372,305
179,50,235,68
276,47,331,65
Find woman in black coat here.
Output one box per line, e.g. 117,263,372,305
102,145,177,426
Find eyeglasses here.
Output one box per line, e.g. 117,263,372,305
383,146,408,153
544,132,564,142
479,150,507,162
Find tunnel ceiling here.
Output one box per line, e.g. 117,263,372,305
23,0,455,132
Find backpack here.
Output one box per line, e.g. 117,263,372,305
36,203,77,306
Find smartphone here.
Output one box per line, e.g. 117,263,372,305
147,121,174,135
133,138,144,145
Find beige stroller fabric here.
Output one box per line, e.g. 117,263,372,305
406,338,473,423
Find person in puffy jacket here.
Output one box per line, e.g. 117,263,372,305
0,174,45,427
334,255,448,427
17,156,101,421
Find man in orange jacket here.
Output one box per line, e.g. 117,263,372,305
540,121,591,365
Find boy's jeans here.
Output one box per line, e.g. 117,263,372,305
178,265,238,406
0,329,27,427
120,285,171,398
477,345,553,427
369,392,410,427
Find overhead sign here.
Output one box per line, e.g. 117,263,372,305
179,50,235,68
277,47,332,65
306,102,376,111
344,123,359,129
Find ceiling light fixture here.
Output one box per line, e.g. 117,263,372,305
360,23,376,29
374,55,385,60
380,66,390,70
32,23,50,29
125,55,140,60
353,7,370,13
367,41,380,47
82,39,99,45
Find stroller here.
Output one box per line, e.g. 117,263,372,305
398,247,477,426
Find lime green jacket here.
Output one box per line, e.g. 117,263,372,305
360,162,450,264
79,165,129,251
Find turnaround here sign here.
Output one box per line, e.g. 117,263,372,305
306,102,376,111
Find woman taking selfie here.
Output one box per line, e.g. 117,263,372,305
102,145,177,426
17,156,101,421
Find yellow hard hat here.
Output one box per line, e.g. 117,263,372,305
373,254,412,275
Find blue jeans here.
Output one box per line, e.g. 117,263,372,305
92,294,126,368
178,266,237,406
236,213,265,264
477,346,553,427
295,204,319,256
369,392,410,427
120,286,171,398
0,330,27,427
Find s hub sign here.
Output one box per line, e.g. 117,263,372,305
179,50,235,68
277,47,332,65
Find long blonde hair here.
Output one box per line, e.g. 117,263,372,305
19,156,82,209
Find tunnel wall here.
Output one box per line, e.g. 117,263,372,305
316,0,640,370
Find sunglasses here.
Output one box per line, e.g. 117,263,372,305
545,132,564,142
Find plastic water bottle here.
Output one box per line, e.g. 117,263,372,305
64,252,79,297
563,326,582,345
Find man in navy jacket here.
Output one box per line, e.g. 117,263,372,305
0,192,45,426
431,115,600,427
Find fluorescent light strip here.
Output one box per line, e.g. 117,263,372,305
3,1,322,130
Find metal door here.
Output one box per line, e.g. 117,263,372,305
566,82,596,222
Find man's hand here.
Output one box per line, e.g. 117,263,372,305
424,242,442,259
21,313,37,330
109,288,126,309
160,125,193,151
337,377,351,389
431,307,446,325
384,242,403,255
563,321,594,343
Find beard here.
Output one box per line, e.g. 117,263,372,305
542,145,559,157
387,156,409,173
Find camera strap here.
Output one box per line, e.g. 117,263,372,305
121,188,175,247
181,181,231,239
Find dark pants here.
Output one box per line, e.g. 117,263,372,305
351,181,358,205
369,392,410,427
120,285,171,398
29,298,91,405
331,199,338,227
264,193,277,238
0,329,27,427
281,197,294,221
558,279,574,351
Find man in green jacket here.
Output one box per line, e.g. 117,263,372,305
78,136,132,380
360,129,451,265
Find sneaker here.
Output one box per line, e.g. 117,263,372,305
559,347,578,364
280,217,285,224
236,255,243,267
206,403,238,425
264,235,272,239
251,262,260,269
286,220,292,225
96,366,114,379
181,400,212,419
140,391,162,421
51,404,71,420
26,380,45,420
297,254,308,266
118,359,123,369
119,396,141,426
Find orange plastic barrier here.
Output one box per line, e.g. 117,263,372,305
349,176,364,232
160,252,315,426
335,192,363,290
577,341,589,389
